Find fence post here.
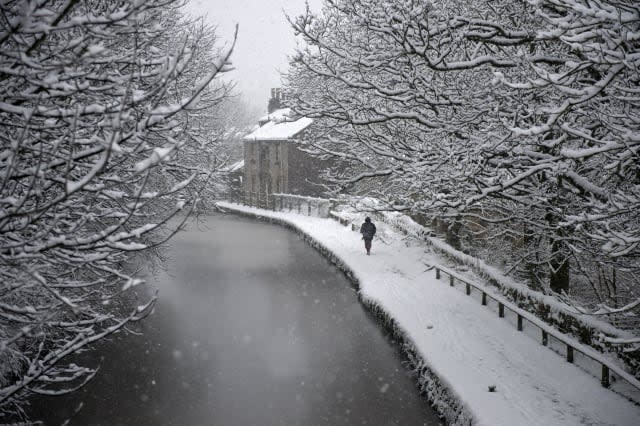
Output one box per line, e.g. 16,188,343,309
435,268,440,280
465,283,471,295
542,330,548,346
566,346,574,363
601,365,610,388
449,275,454,287
517,315,523,331
498,303,504,318
482,292,487,306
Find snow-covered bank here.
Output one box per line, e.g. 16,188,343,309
217,202,640,426
339,208,639,377
338,206,636,344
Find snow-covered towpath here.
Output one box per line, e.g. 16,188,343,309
217,202,640,426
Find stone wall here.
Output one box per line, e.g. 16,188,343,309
243,140,288,208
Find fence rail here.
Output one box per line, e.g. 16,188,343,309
244,191,272,210
433,264,640,400
271,193,333,218
242,192,335,218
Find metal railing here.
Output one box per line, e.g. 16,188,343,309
433,264,640,402
271,193,333,218
244,191,272,210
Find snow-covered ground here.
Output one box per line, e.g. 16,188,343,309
217,202,640,426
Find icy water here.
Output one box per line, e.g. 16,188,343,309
29,214,441,425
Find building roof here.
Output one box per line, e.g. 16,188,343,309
244,108,313,141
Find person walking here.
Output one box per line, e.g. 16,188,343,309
360,216,377,255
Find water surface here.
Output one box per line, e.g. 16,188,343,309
30,214,441,425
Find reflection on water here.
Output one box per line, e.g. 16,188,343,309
29,214,441,425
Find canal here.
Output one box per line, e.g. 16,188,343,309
29,214,441,425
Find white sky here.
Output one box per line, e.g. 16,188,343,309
186,0,323,113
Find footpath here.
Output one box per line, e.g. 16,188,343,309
217,202,640,426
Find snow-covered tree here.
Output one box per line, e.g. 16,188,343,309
0,0,234,418
285,0,640,326
491,0,640,306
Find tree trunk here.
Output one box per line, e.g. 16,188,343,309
549,237,570,294
446,219,462,251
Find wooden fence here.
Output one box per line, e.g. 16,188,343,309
433,264,640,402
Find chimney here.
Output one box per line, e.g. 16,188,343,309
268,87,285,113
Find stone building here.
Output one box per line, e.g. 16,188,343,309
243,98,330,207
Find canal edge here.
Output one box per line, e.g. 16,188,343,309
216,204,475,426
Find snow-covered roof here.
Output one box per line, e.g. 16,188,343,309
244,108,312,141
258,108,290,123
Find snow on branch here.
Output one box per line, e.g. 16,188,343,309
0,0,236,417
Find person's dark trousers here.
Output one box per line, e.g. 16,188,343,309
364,238,372,255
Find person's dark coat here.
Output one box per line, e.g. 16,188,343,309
360,219,376,241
